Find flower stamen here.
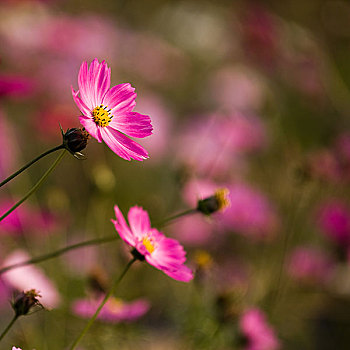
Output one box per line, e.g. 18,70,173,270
92,105,112,127
142,236,155,254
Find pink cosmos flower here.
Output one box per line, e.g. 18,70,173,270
240,308,280,350
2,250,61,308
12,347,22,350
112,205,193,282
72,296,149,323
72,58,153,160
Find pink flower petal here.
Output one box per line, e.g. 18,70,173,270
101,127,149,161
78,59,110,110
78,115,102,143
71,87,91,116
128,206,151,237
102,83,136,114
109,112,153,138
112,205,135,246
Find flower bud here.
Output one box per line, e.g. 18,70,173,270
197,188,230,215
12,289,42,317
61,126,90,158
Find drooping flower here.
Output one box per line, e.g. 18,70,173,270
72,296,150,323
72,58,153,160
12,289,42,317
240,308,280,350
2,250,61,308
112,205,193,282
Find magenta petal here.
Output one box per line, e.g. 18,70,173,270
163,265,194,282
71,87,91,116
79,115,102,143
101,127,149,161
102,83,137,114
128,206,151,237
78,59,110,110
109,112,153,138
112,205,135,247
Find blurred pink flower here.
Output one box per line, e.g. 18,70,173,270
241,4,280,69
118,30,188,86
72,58,153,161
222,184,280,240
316,200,350,246
208,66,265,112
12,347,22,350
0,74,36,99
72,296,149,323
33,104,79,143
136,93,173,161
182,179,278,240
287,246,334,285
240,308,280,350
308,149,342,183
112,205,193,282
177,113,266,177
0,199,58,236
2,250,61,308
43,15,118,61
169,214,214,246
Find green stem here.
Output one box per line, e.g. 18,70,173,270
0,144,64,188
0,150,66,223
69,258,136,350
0,314,18,341
156,208,198,228
0,235,118,275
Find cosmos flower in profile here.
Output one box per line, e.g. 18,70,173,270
71,58,153,161
112,205,193,282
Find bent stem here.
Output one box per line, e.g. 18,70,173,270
156,208,198,228
0,144,64,188
69,258,136,350
0,314,18,341
0,150,66,223
0,235,118,275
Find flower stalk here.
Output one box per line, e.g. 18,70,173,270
0,144,64,188
69,258,136,350
0,235,118,275
0,315,18,341
0,150,66,222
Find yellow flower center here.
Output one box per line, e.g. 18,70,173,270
214,188,231,212
107,298,124,312
142,236,155,254
92,105,112,127
194,250,213,269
